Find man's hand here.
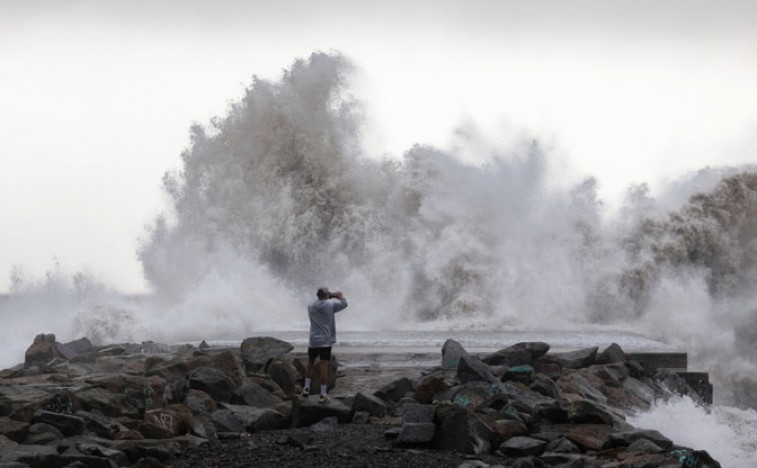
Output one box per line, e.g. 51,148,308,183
335,291,344,300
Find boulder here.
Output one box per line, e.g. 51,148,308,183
0,418,29,442
457,354,498,384
374,377,413,402
143,407,192,437
499,436,548,457
26,422,64,441
596,342,626,364
297,398,352,427
530,374,561,399
557,372,607,404
188,367,236,403
568,399,616,426
626,438,664,453
441,339,469,368
482,342,550,367
231,382,283,409
547,437,580,453
207,350,246,387
503,365,535,385
549,347,598,369
310,416,338,433
491,419,528,441
414,373,450,404
185,389,218,415
266,358,299,397
77,387,141,418
607,429,673,449
24,334,60,368
397,423,436,444
209,409,245,433
401,404,437,424
567,423,617,451
352,393,387,417
452,382,501,411
30,410,85,437
240,337,293,373
433,405,495,455
77,442,130,466
78,411,116,439
220,403,288,432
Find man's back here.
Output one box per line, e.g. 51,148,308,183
308,298,348,347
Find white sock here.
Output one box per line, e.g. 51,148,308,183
304,378,311,389
320,384,327,396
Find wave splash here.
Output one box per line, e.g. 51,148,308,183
3,52,757,411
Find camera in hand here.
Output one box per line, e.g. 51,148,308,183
328,292,339,299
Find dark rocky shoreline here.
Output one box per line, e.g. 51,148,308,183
0,333,721,467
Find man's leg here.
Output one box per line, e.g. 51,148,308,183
318,347,332,402
303,348,317,396
319,359,329,394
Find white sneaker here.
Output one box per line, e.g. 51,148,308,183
319,395,330,404
301,387,310,397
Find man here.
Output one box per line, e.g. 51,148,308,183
302,287,348,403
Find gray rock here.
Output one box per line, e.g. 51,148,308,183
77,387,141,419
353,393,387,417
607,429,673,449
433,406,495,455
188,367,235,403
31,410,85,437
499,436,548,456
401,404,437,424
530,375,561,399
24,334,61,368
0,419,29,443
297,398,352,427
374,377,413,402
559,372,608,404
596,343,625,364
457,355,498,384
266,359,299,398
77,442,130,466
503,365,535,385
240,337,294,373
209,409,245,433
231,382,283,409
0,443,58,465
568,400,615,426
414,373,450,404
351,411,370,424
547,436,580,453
441,339,469,368
549,347,598,369
219,403,287,432
310,416,338,433
621,377,655,406
397,423,436,444
626,438,664,453
78,411,116,439
482,342,550,367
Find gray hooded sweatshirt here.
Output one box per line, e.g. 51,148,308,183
308,297,348,347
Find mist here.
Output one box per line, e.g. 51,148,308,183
2,53,756,413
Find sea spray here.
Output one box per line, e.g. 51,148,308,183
2,52,757,416
629,395,757,467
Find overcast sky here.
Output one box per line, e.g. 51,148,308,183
1,0,756,293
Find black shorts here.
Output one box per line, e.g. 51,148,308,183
308,346,332,361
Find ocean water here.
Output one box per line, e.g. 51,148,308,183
2,52,757,465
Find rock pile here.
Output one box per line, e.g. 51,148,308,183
0,334,720,467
